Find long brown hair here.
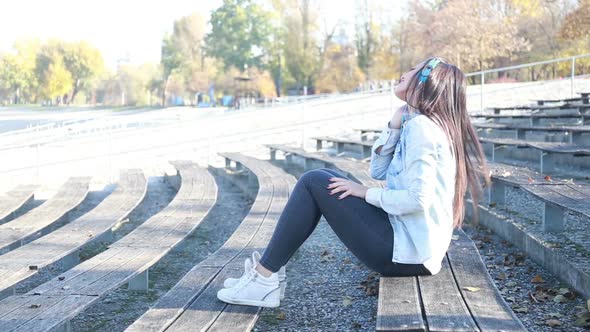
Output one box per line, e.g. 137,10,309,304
404,57,490,229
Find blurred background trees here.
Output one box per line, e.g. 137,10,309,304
0,0,588,106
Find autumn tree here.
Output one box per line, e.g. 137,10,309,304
315,43,365,93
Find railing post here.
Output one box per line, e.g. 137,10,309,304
480,71,485,112
571,57,576,98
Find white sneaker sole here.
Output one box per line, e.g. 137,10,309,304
224,281,287,300
217,292,280,308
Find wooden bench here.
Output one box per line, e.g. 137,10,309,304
125,153,296,331
535,95,590,105
0,170,147,300
312,136,373,158
485,161,590,232
267,144,526,331
470,112,590,126
489,103,589,113
0,185,37,225
0,177,91,254
0,162,216,332
473,122,590,144
266,144,381,187
354,128,382,141
479,137,590,172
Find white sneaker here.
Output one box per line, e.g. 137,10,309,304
223,251,287,300
217,257,281,308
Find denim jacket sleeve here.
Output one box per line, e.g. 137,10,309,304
365,117,440,215
369,123,401,180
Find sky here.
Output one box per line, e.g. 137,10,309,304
0,0,406,70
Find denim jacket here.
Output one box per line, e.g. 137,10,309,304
365,112,456,275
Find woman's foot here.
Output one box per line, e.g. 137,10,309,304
217,256,281,308
223,251,287,299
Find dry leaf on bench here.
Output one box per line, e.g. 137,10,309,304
342,296,353,307
462,286,481,292
545,319,561,327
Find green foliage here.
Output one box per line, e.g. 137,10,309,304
35,43,74,101
205,0,274,71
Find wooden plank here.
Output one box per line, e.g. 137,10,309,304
208,164,292,331
124,267,218,332
0,163,216,330
0,170,147,295
447,230,526,332
377,277,425,332
127,154,284,332
0,177,91,253
418,255,477,331
0,185,36,224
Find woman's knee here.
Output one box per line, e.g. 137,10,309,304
299,168,334,186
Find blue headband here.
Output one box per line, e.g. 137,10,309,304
418,58,442,84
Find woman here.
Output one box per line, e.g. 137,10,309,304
217,57,490,308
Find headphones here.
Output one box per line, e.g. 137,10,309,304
418,58,442,84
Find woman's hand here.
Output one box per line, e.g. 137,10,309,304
327,177,369,200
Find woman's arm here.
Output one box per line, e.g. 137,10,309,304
369,108,404,180
366,117,440,215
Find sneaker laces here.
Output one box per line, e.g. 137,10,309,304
232,258,257,292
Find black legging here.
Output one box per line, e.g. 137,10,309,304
259,168,431,277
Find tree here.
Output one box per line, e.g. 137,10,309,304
282,0,321,92
206,0,274,71
35,42,73,103
0,39,40,103
59,41,104,103
560,0,590,41
315,43,365,93
161,14,208,105
428,0,529,72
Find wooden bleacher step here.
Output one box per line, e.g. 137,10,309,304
0,169,147,300
0,185,37,224
126,153,296,332
0,162,216,332
0,177,91,254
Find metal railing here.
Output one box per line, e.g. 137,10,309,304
465,53,590,111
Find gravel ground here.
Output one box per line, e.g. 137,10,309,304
71,168,252,331
254,166,379,332
463,221,590,331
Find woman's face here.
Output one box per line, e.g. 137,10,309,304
394,61,425,101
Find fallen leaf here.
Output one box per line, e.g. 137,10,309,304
547,312,563,318
513,307,528,313
553,294,567,303
527,176,534,183
545,319,561,327
544,175,552,182
531,275,544,283
342,296,353,307
462,287,481,292
276,311,286,320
